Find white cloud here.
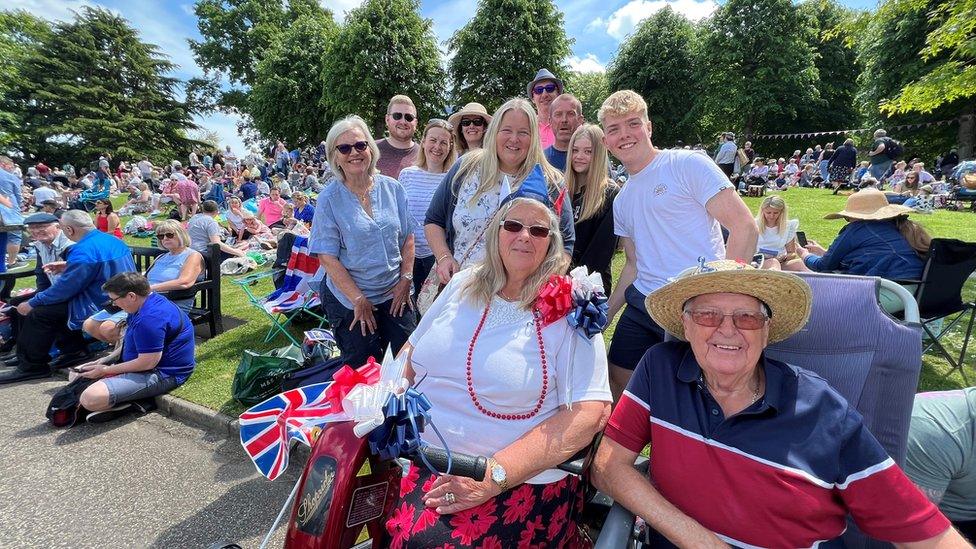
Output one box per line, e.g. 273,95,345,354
6,0,104,22
601,0,717,40
567,54,605,73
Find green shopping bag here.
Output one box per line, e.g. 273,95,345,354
232,344,306,406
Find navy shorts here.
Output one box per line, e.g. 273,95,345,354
607,284,666,371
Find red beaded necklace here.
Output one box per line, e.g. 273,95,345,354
466,302,549,420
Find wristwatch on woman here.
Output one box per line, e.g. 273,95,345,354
487,457,508,491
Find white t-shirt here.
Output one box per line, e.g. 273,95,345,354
614,149,733,295
408,269,611,484
756,218,799,256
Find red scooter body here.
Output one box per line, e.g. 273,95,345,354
284,421,400,549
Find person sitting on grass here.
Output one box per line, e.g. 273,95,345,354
72,272,195,423
93,198,123,238
257,186,287,228
119,182,152,216
187,200,245,259
755,196,807,272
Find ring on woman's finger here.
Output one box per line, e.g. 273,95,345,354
445,492,456,505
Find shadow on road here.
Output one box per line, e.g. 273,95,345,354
149,475,297,548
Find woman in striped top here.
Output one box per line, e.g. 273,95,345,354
398,119,457,295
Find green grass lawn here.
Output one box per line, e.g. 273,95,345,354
20,188,976,415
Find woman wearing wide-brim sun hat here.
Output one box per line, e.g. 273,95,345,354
448,102,492,155
798,187,932,312
591,258,962,547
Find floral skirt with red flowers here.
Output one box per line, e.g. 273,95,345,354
385,464,589,549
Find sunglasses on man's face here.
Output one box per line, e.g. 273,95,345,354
459,118,485,128
533,83,558,95
390,112,416,122
500,219,551,238
335,141,369,155
684,308,768,330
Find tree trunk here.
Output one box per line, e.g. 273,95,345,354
957,104,975,161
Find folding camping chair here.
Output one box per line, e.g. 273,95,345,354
232,235,327,347
898,238,976,382
594,273,923,549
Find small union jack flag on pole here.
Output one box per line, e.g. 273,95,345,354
239,382,343,480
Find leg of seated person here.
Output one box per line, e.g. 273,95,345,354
83,317,105,342
99,321,121,345
17,302,73,369
781,258,810,272
79,381,112,411
762,257,782,270
83,371,179,412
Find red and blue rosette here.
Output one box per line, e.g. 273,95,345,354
536,274,574,327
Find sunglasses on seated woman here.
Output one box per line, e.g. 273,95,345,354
335,141,368,155
156,232,177,240
499,219,551,238
683,308,769,330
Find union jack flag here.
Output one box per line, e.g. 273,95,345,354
239,382,342,480
263,235,324,314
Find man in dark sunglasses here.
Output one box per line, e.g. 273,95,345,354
526,68,564,149
377,94,420,178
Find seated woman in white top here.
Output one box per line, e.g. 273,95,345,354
756,195,808,272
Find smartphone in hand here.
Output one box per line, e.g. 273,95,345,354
796,231,808,247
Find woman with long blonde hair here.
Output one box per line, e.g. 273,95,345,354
564,124,619,291
424,98,575,285
754,195,807,271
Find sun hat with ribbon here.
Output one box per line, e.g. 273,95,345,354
824,188,914,220
448,102,492,128
645,259,812,344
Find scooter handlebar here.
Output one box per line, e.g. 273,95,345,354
413,446,488,480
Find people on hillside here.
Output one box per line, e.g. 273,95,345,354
398,118,457,295
187,200,245,259
257,186,287,228
565,124,619,292
424,98,575,287
310,115,418,368
73,272,196,423
0,210,135,384
592,260,964,547
869,128,896,181
386,197,610,546
448,102,491,156
375,95,420,178
713,132,737,179
291,191,314,225
598,90,758,401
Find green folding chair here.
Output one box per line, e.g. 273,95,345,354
232,269,328,347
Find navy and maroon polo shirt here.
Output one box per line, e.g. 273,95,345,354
605,341,949,547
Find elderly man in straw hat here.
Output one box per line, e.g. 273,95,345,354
591,260,966,547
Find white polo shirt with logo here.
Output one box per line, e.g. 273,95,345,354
614,149,733,296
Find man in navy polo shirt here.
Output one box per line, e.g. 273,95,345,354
74,272,195,422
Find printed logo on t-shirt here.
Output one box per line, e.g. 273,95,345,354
654,184,668,196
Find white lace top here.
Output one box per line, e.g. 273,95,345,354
451,172,501,266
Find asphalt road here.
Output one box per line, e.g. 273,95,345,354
0,376,303,549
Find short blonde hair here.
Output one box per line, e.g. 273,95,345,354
461,198,568,310
598,90,648,124
154,219,192,248
325,115,380,182
387,94,416,114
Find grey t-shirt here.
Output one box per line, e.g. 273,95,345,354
186,214,221,253
905,388,976,521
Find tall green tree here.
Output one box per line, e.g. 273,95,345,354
190,0,321,110
321,0,446,137
447,0,572,112
856,0,958,160
879,0,976,158
794,0,861,134
1,7,201,166
249,11,337,147
698,0,819,137
0,10,51,147
606,7,699,146
563,70,609,124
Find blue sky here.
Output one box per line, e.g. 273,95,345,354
9,0,878,154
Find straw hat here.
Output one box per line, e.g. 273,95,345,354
824,188,914,220
448,102,492,128
645,259,812,344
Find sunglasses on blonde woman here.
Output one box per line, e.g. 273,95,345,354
500,219,551,238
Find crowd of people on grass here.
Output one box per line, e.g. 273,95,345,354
0,66,973,546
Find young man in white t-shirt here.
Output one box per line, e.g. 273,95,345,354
600,91,758,400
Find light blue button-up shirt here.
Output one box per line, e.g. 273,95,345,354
309,174,416,309
0,168,24,225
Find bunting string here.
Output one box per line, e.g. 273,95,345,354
748,114,973,140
